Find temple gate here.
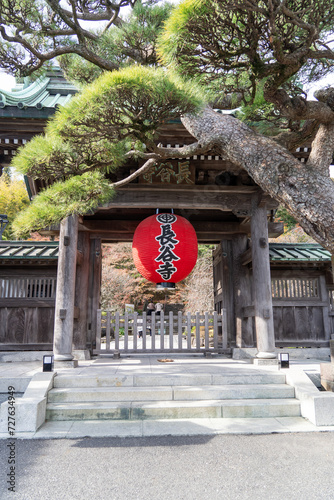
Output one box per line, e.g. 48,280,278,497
0,71,333,361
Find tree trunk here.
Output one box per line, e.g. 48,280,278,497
182,107,334,253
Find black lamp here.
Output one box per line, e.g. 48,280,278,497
278,352,290,369
43,355,54,372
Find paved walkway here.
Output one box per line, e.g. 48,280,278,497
1,354,334,439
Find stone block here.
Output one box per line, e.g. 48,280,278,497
0,397,47,433
311,394,334,426
0,372,55,433
320,362,334,392
286,369,334,426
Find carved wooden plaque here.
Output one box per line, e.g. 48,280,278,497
139,160,195,185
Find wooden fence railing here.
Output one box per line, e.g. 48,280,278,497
94,310,227,354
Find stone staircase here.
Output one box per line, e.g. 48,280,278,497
46,371,301,421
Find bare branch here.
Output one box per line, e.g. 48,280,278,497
45,0,99,42
273,120,320,151
263,87,334,123
113,157,157,187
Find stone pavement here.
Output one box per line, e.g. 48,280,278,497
1,354,334,439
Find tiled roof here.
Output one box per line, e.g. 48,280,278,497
0,241,331,263
0,68,77,118
269,243,331,262
0,241,59,261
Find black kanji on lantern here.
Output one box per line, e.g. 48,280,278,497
155,214,180,280
155,224,179,249
156,261,178,280
155,246,180,263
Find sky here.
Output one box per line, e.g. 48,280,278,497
0,71,15,90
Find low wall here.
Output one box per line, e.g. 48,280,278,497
233,347,331,361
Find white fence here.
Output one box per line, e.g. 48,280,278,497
94,310,228,354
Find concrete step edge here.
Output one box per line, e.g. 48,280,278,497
49,383,291,393
46,398,300,410
53,374,287,388
48,385,295,403
46,399,301,420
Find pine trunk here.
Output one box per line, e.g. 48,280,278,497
182,107,334,253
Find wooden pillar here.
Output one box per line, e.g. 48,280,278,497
232,234,253,347
87,238,102,345
73,232,91,351
220,239,235,346
53,215,78,361
251,201,276,358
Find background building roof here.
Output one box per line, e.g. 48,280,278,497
0,241,331,264
268,243,331,262
0,67,77,118
0,241,59,264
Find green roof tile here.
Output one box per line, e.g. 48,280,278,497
0,241,59,260
269,243,331,261
0,241,331,263
0,68,77,118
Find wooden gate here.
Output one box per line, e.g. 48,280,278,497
0,275,56,350
94,310,228,355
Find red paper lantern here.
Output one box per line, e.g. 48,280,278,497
132,213,198,287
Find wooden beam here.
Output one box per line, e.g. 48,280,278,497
98,189,258,211
0,343,53,351
97,187,279,211
80,221,283,242
0,298,55,308
81,220,246,232
88,232,228,243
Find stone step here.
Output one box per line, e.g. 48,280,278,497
173,384,295,400
47,384,294,403
48,386,173,403
53,372,287,389
46,398,301,421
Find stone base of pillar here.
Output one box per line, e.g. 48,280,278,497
54,353,74,361
253,358,279,366
73,349,91,360
54,360,79,368
256,351,277,359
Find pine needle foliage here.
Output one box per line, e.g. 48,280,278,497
12,65,204,182
12,172,114,238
